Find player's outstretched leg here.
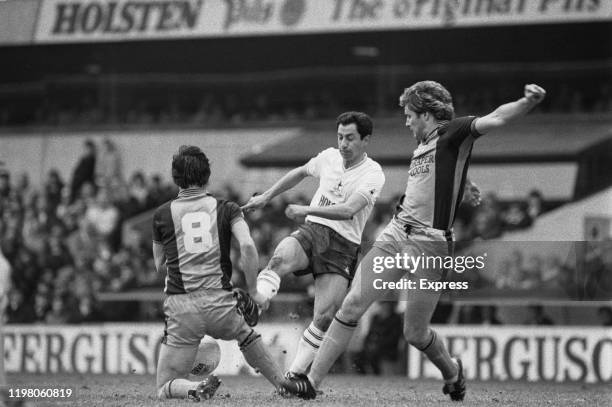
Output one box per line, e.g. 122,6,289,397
256,236,309,306
238,329,286,390
288,273,349,376
305,245,406,390
283,283,365,400
305,288,366,390
403,291,463,401
156,343,221,400
283,246,403,400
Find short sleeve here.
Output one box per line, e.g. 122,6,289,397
305,148,334,178
354,167,386,206
443,116,482,147
152,209,162,243
225,201,244,226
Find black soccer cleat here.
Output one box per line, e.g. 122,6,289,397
281,373,317,400
443,358,466,401
285,372,324,397
233,288,259,327
188,374,221,401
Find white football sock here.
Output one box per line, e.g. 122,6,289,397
256,269,281,301
289,322,325,374
158,378,201,399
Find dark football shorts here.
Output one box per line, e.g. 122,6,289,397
290,221,360,280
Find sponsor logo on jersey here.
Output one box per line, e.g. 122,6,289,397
409,153,434,176
318,195,335,207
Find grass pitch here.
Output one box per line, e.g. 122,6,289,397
7,373,611,407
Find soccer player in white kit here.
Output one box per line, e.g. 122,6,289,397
241,112,386,379
283,82,546,401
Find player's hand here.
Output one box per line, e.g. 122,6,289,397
524,84,546,104
241,193,269,212
285,204,308,223
464,180,481,207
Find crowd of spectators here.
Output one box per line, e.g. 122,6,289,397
448,189,612,300
1,82,610,128
0,139,177,323
0,138,317,323
1,139,610,325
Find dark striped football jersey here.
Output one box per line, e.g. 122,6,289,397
152,188,243,294
396,116,482,231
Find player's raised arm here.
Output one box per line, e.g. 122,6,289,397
241,165,310,212
286,193,369,222
474,84,546,135
152,241,167,274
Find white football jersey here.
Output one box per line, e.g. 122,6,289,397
305,148,385,244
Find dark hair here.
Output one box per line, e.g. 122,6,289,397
399,81,454,121
171,145,211,189
336,111,373,139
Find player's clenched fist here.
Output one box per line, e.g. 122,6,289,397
241,193,269,212
285,204,307,223
463,179,481,207
524,84,546,104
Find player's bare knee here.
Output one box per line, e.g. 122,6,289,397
266,254,282,271
337,294,364,322
266,237,307,275
265,253,292,276
404,325,430,347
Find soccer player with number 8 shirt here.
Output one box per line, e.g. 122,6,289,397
152,146,289,400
